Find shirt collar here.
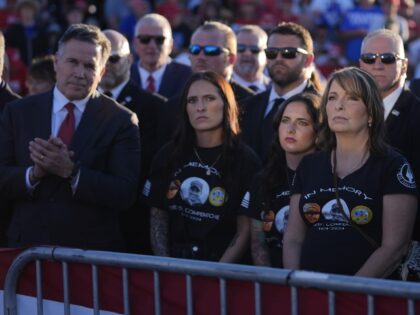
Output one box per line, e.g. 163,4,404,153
98,78,129,99
383,85,404,120
53,85,89,114
232,72,268,92
268,80,308,104
138,61,168,83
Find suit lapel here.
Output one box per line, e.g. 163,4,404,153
159,63,171,96
30,92,53,139
385,89,410,130
70,93,104,158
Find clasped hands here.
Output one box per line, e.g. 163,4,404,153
28,137,74,181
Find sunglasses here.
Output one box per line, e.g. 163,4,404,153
137,35,166,45
107,55,124,64
360,53,404,65
237,44,262,54
188,45,230,56
265,47,309,60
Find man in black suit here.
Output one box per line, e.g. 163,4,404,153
156,21,256,149
0,31,20,247
0,31,20,114
241,22,320,162
130,13,192,98
0,24,141,250
360,29,420,240
99,29,166,254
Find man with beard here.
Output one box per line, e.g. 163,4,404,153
233,25,271,94
99,29,166,253
241,22,320,162
130,13,192,98
359,29,420,240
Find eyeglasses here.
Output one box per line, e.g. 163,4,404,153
264,47,309,60
188,45,230,56
360,53,405,65
107,55,124,64
136,35,166,45
237,44,262,54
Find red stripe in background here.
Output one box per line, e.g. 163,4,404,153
0,248,418,315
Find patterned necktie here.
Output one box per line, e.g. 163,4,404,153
260,98,285,161
57,103,75,146
146,75,155,93
265,98,285,121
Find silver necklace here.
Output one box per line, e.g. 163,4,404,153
193,147,222,175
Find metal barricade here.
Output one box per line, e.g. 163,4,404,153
3,246,420,315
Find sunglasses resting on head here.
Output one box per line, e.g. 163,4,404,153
188,45,230,56
360,53,405,65
264,47,309,60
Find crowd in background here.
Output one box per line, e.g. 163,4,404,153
0,0,420,279
1,0,420,95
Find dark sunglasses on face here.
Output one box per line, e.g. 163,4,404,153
137,35,166,45
188,44,230,56
264,47,309,60
360,52,404,65
237,44,262,54
108,55,124,64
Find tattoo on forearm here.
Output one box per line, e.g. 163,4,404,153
251,219,270,266
150,208,170,256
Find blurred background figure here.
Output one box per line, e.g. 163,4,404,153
131,13,192,98
25,54,55,96
4,0,49,66
233,25,270,93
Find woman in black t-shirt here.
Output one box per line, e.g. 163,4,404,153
241,93,321,267
284,67,418,277
144,71,260,262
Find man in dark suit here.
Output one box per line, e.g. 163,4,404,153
99,29,166,254
360,29,420,240
241,22,320,162
0,31,20,247
156,21,256,149
0,24,141,250
130,13,192,98
0,31,20,114
233,25,271,94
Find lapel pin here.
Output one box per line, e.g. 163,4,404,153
391,110,400,116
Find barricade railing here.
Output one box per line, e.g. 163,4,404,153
3,246,420,315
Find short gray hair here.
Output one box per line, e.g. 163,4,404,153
134,13,172,38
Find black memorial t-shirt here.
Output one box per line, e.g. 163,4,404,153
144,142,261,260
241,168,294,267
291,148,417,275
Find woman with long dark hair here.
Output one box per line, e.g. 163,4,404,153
284,67,417,277
241,93,320,267
144,71,260,262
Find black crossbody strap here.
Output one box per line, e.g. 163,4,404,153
332,150,379,249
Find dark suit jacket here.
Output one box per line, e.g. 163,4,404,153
114,80,166,254
116,80,166,183
155,79,255,150
384,89,420,240
0,91,141,250
0,80,20,115
240,82,319,162
130,61,192,98
410,79,420,99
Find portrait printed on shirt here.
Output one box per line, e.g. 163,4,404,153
180,177,209,206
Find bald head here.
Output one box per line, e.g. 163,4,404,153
103,29,131,56
100,29,133,91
